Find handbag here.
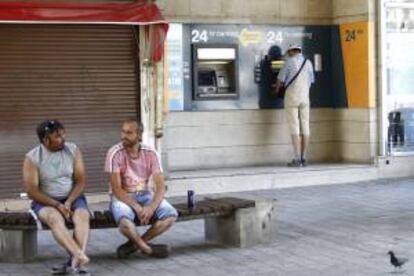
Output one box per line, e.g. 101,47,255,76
276,58,307,99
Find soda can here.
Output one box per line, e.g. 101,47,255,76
187,190,195,209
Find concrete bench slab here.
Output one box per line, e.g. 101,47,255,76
0,197,276,262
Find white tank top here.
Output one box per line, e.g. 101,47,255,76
26,142,77,198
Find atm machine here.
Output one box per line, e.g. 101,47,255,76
193,45,238,100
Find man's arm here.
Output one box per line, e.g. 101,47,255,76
277,60,288,84
110,172,143,216
140,173,165,225
149,173,165,211
272,60,289,95
272,79,284,95
65,148,86,206
23,158,61,207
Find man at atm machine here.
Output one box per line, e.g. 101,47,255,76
274,44,315,167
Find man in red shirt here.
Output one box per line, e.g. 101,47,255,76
105,118,177,258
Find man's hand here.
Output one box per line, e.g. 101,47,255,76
270,83,279,97
139,206,155,225
56,203,72,221
64,200,72,210
272,80,283,97
271,84,279,97
132,203,144,221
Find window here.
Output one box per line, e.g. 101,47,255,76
381,1,414,154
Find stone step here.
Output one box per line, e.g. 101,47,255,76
166,163,379,197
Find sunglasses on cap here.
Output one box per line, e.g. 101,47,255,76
43,120,56,132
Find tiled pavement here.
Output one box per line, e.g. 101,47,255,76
2,178,414,276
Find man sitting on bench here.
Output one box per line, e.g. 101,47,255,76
23,120,90,274
105,118,177,259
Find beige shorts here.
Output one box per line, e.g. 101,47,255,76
285,103,310,135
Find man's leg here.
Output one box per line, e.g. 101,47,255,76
117,218,176,258
38,207,89,267
116,196,178,258
118,218,152,255
111,197,152,255
72,208,90,253
141,217,176,242
300,134,310,162
286,106,302,166
140,196,178,242
290,134,301,160
299,103,310,165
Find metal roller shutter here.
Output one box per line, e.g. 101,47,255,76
0,24,140,199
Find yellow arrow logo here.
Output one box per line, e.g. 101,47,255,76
239,28,262,46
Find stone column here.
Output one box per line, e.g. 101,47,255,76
0,229,37,263
205,199,277,248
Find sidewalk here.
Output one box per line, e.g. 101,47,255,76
1,178,414,275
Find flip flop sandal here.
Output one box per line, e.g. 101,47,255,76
51,257,72,275
51,264,69,275
148,244,171,258
76,267,90,276
64,267,91,276
116,240,138,259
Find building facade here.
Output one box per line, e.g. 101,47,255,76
0,0,413,200
159,0,414,182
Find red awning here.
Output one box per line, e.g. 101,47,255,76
0,0,168,60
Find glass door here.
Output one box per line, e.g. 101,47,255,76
381,0,414,155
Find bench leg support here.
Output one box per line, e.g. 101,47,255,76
205,199,277,248
0,229,37,262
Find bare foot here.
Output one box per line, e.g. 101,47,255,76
71,252,90,268
136,240,152,255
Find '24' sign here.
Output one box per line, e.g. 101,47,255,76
345,29,364,42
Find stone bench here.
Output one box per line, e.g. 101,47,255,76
0,197,277,263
